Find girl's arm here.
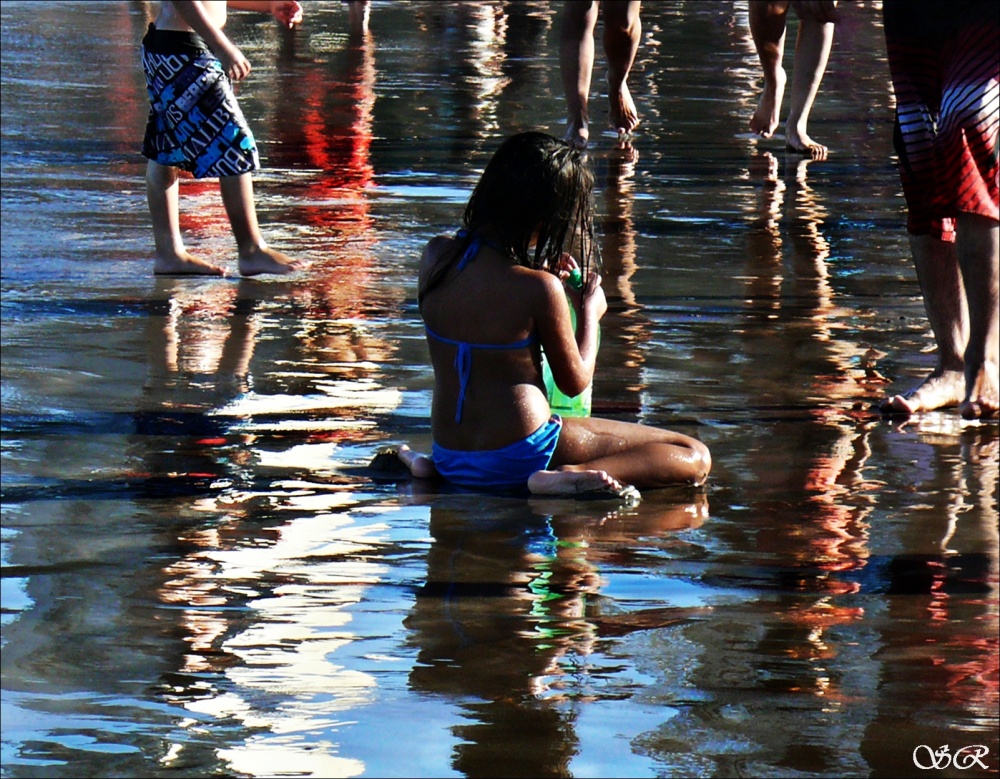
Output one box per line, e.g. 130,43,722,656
535,271,605,398
227,1,303,28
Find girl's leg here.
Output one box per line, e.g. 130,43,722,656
397,444,438,479
536,416,711,493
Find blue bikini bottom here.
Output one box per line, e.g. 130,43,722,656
432,416,563,491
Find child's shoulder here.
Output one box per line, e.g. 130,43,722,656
425,232,457,251
420,233,459,266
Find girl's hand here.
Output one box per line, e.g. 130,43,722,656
581,270,607,321
552,252,580,286
272,0,303,28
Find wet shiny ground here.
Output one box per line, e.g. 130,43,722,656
1,1,997,777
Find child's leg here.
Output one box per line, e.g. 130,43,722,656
956,213,999,419
397,444,438,479
527,467,627,496
560,0,599,148
784,11,835,159
542,416,711,491
881,234,968,414
602,0,642,136
146,160,226,276
217,173,308,276
748,0,789,139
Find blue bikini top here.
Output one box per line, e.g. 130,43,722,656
425,231,538,423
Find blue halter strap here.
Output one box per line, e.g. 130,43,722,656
425,230,537,423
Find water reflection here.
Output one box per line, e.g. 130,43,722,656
131,275,407,778
403,488,709,778
2,2,998,777
741,150,875,406
860,423,999,778
264,10,377,249
592,140,650,416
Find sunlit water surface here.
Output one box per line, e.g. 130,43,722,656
2,2,997,777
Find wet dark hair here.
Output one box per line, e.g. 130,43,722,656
420,132,597,303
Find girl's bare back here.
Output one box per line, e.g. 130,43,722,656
419,235,563,452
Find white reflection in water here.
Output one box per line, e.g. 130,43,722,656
163,500,392,777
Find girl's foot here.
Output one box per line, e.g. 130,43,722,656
528,468,638,501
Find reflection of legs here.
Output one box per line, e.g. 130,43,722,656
748,0,789,140
883,235,968,414
345,0,370,35
216,283,261,393
785,13,834,159
601,141,639,303
146,161,226,276
560,0,599,148
218,173,306,277
602,0,641,137
956,213,1000,418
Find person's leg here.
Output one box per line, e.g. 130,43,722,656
397,444,438,479
785,11,835,159
385,442,626,494
533,416,711,492
146,161,226,276
560,0,600,149
748,0,790,139
880,2,962,414
217,173,307,276
955,213,1000,418
602,0,642,137
938,12,1000,418
882,234,968,413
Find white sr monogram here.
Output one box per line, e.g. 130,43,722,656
912,745,990,771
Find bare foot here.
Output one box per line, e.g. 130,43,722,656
154,252,227,276
785,125,828,160
565,116,589,150
749,67,785,138
608,81,640,137
527,468,630,497
880,370,966,415
397,444,438,479
960,362,1000,419
238,245,310,277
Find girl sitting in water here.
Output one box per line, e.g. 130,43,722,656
382,131,711,497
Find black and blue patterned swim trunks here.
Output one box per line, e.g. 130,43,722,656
141,24,260,179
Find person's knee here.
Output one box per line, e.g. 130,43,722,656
147,161,179,187
561,1,597,33
684,439,712,484
603,3,640,35
751,0,791,21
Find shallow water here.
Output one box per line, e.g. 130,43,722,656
1,1,997,777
